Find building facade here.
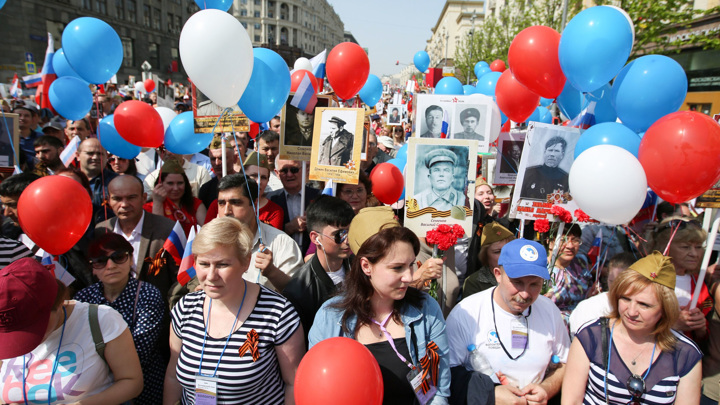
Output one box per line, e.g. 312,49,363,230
426,1,485,68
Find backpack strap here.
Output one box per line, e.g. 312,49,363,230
88,304,107,363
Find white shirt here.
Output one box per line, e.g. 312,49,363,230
446,287,570,389
675,274,693,307
189,153,213,178
568,292,612,338
245,222,303,291
113,211,145,267
266,172,284,192
327,265,346,285
143,159,212,198
284,190,303,247
0,302,126,404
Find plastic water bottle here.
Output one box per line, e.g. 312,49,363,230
467,344,493,375
547,355,561,371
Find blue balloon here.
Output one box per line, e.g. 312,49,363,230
98,115,141,159
556,80,584,119
62,17,123,84
574,122,641,159
52,48,89,84
358,74,382,107
559,6,633,92
540,97,553,107
165,112,214,155
194,0,232,11
641,189,657,209
586,83,617,124
435,77,464,95
611,55,687,133
463,85,477,95
528,107,553,124
238,48,291,123
0,0,5,9
413,51,430,73
48,77,93,120
387,158,406,173
475,72,501,96
475,65,491,80
395,143,408,162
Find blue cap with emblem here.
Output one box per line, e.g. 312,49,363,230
498,238,549,280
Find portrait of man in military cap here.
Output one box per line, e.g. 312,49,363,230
414,147,469,211
318,115,354,167
453,107,484,141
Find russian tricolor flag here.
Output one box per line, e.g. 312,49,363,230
569,101,596,130
290,73,318,114
59,136,80,166
38,33,56,112
322,179,335,196
9,74,20,98
587,229,602,269
440,109,449,138
310,49,326,90
177,225,198,286
22,74,42,88
163,221,187,266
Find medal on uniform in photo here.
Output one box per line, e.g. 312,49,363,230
195,374,219,405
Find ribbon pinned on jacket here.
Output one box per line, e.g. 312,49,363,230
144,248,167,277
419,341,440,394
238,329,260,362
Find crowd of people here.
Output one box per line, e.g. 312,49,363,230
0,88,718,405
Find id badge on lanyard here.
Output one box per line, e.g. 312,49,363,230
407,367,437,405
195,374,219,405
510,317,528,350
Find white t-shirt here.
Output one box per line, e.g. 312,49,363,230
568,292,612,337
675,274,692,307
446,287,570,389
0,302,127,404
327,265,346,285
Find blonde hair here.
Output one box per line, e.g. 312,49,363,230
192,217,254,267
650,216,707,253
608,270,679,352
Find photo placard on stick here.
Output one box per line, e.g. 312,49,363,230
414,94,495,154
510,122,581,221
309,107,364,184
279,94,332,161
404,138,478,236
192,84,249,133
386,104,407,126
0,113,19,173
493,130,527,185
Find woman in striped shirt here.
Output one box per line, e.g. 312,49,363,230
561,252,702,405
163,217,305,404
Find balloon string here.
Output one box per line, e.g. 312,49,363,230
663,221,682,256
94,93,110,222
0,109,20,169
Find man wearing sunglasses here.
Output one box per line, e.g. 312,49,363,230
446,239,570,405
267,159,321,254
283,196,355,345
216,173,303,292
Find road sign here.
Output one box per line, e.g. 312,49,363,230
25,62,37,75
25,52,34,62
141,61,152,71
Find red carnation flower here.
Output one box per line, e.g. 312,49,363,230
534,219,550,233
574,210,591,223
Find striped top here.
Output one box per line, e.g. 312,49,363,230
0,237,32,269
171,287,300,405
576,319,702,405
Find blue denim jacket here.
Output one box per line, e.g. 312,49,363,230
308,292,450,405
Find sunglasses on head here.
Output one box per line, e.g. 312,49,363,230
625,374,645,405
318,229,349,245
279,166,300,175
655,218,700,234
89,251,131,269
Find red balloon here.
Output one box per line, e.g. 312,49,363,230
144,78,155,93
326,42,370,100
18,176,92,255
639,111,720,204
495,70,541,123
295,337,383,405
490,59,506,72
508,25,566,99
290,69,318,94
114,100,164,147
370,163,405,204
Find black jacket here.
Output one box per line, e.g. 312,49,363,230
266,186,321,254
282,254,348,345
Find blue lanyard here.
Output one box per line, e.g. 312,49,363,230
23,306,67,405
604,321,656,400
198,280,248,378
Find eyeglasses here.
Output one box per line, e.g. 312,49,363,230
279,166,300,175
109,156,128,163
560,236,582,246
317,229,349,245
1,202,18,210
625,374,645,405
89,251,131,269
340,187,366,197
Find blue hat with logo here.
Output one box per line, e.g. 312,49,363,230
498,239,549,279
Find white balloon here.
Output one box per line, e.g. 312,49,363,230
569,145,647,225
467,94,502,143
154,106,177,131
134,81,146,94
180,10,254,108
294,57,313,72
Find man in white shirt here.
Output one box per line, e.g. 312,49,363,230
446,239,570,405
216,173,302,292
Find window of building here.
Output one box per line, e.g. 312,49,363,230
153,7,161,30
240,9,247,16
149,42,159,68
95,0,107,13
121,37,134,67
167,12,173,32
143,4,151,26
83,0,91,9
254,34,261,42
241,21,247,28
171,47,178,59
254,11,260,17
175,15,181,31
240,0,247,3
254,0,260,4
115,0,124,19
127,0,136,22
688,103,712,115
254,23,261,29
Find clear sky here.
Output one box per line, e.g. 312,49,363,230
328,1,447,78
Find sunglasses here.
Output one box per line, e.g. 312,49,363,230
89,251,131,269
626,374,645,405
317,229,349,245
279,166,300,175
656,218,700,234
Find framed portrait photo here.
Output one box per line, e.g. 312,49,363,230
0,113,19,173
493,130,527,185
192,84,249,133
279,94,332,161
309,107,364,184
404,137,478,237
386,104,406,126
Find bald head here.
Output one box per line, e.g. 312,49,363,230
109,174,144,195
108,174,147,225
78,138,107,178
